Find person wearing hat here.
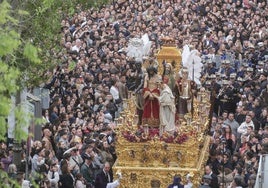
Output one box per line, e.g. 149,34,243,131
80,154,95,187
215,79,228,116
220,60,235,78
61,152,72,167
209,74,216,80
229,73,240,89
218,79,237,114
229,73,241,109
244,67,254,81
246,67,254,72
237,77,244,83
204,74,221,114
256,61,264,72
65,143,83,177
204,59,217,76
229,73,236,80
83,142,104,175
214,72,222,85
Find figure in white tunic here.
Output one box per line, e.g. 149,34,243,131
154,80,176,136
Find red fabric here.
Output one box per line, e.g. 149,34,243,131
142,87,160,126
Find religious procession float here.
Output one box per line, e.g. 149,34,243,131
113,36,212,187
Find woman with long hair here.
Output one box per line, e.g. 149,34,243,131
59,163,74,188
222,124,236,154
260,108,267,129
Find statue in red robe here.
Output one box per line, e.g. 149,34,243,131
142,66,161,127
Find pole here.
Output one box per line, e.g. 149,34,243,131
13,92,22,168
222,156,224,188
12,140,22,168
192,59,194,83
25,136,31,180
191,58,195,118
221,140,225,188
206,90,214,136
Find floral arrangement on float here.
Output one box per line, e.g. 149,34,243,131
122,126,192,144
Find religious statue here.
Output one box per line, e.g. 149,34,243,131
134,61,145,125
155,80,176,136
142,66,161,127
174,67,196,118
162,61,176,92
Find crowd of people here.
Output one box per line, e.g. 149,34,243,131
1,0,268,187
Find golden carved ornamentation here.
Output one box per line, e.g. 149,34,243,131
155,42,182,76
113,89,212,187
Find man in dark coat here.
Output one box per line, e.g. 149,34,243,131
80,155,95,187
95,162,113,188
204,165,219,188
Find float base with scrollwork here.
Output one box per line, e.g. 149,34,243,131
113,135,210,187
113,89,212,187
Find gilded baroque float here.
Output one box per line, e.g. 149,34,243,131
113,89,212,188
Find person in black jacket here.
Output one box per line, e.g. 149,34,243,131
204,165,219,188
94,162,113,188
59,163,74,188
